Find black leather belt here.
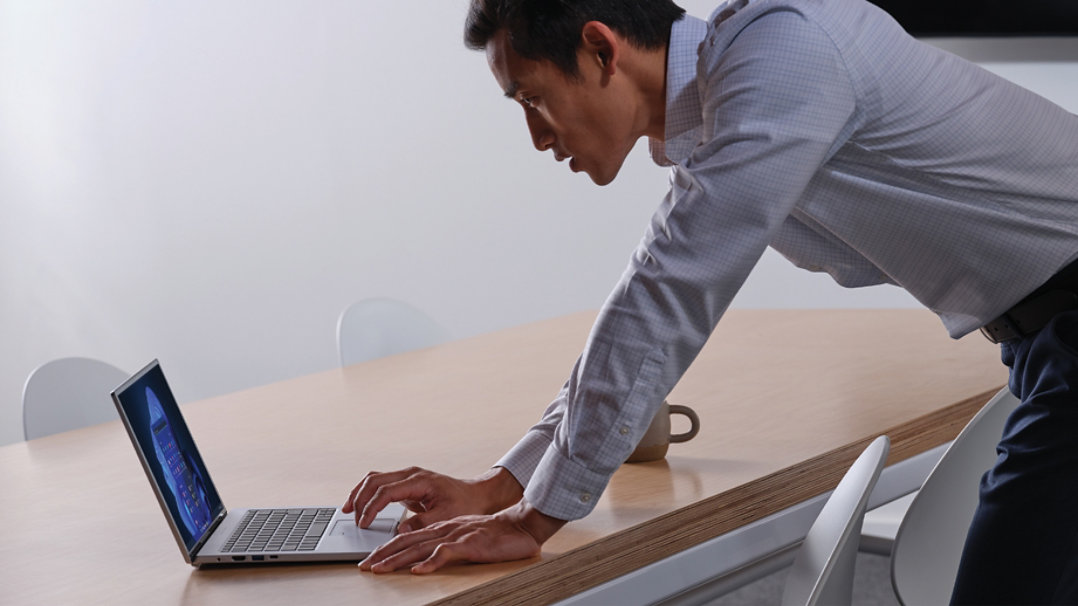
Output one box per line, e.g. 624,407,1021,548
980,258,1078,344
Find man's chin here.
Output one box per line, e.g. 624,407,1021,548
583,161,625,187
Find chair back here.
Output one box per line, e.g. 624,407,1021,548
22,357,128,440
782,435,890,606
890,386,1019,605
336,298,450,367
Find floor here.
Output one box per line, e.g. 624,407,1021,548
706,552,902,606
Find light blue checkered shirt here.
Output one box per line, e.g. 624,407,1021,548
498,0,1078,521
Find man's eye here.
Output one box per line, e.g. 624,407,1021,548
521,96,537,109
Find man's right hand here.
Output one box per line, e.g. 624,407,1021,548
342,466,524,533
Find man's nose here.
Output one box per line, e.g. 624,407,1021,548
526,112,555,152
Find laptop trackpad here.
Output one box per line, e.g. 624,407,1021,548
324,518,397,552
331,517,396,536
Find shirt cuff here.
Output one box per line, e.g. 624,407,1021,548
523,442,616,521
495,427,552,489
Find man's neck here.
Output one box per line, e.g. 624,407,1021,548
635,45,669,141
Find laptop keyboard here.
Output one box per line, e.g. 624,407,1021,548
223,508,336,552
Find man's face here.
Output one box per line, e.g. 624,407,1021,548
486,30,640,186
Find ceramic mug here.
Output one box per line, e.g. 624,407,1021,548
626,401,701,463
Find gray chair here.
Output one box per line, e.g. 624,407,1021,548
890,386,1020,606
22,357,128,440
781,435,891,606
336,298,450,367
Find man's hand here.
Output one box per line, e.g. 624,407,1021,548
359,500,566,574
342,466,523,533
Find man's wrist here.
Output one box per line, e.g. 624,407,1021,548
472,467,524,514
504,499,567,545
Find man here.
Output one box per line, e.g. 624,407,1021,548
343,0,1078,601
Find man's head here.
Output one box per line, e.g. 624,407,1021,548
465,0,685,79
465,0,685,185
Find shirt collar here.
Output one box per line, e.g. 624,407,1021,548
648,1,753,166
648,14,708,167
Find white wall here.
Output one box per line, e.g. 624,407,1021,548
1,0,1075,447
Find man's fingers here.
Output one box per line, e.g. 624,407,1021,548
343,469,393,513
397,513,426,534
410,541,468,574
366,536,472,574
347,468,426,526
359,511,545,575
363,521,450,559
342,483,360,513
358,479,436,528
368,540,441,574
360,524,462,573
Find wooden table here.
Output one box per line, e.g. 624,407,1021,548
0,309,1005,605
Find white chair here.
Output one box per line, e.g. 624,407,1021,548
336,298,451,367
890,386,1020,606
781,435,891,606
22,357,128,440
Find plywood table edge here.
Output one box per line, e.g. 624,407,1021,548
431,385,1003,606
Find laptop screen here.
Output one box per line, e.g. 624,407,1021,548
113,361,225,554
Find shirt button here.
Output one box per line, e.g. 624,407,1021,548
619,426,630,435
580,493,592,503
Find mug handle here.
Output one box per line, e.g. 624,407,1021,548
668,404,700,443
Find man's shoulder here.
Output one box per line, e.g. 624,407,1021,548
703,0,889,44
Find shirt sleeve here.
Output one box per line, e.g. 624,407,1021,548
495,379,571,488
516,8,860,521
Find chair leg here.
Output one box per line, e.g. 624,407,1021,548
860,493,916,555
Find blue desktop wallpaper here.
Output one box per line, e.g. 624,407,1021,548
117,363,223,551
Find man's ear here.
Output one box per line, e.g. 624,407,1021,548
580,21,619,75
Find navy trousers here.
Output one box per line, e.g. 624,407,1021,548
951,310,1078,605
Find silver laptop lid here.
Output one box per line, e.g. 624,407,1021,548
112,360,225,563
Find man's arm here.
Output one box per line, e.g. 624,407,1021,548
519,8,859,523
343,382,572,532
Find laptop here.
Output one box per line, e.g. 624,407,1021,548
111,359,405,567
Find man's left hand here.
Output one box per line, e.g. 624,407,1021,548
359,500,566,574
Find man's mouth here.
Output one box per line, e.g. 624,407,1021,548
554,150,579,173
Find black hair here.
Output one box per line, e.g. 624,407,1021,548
464,0,686,77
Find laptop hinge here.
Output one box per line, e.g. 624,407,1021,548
191,509,229,559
